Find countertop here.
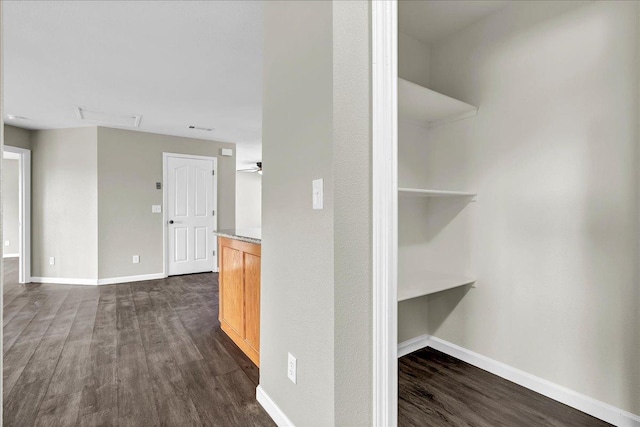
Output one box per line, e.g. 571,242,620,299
213,228,261,245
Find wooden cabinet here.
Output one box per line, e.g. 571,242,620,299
218,237,261,366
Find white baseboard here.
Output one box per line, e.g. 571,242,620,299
3,253,19,258
31,276,98,286
256,385,295,427
398,334,431,358
97,273,165,285
31,273,166,286
398,335,640,427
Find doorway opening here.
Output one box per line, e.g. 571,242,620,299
3,146,31,284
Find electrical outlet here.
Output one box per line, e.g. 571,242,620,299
4,240,9,246
49,257,55,265
133,255,140,264
287,353,297,384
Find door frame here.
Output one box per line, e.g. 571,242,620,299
3,145,32,284
372,1,398,426
162,152,219,277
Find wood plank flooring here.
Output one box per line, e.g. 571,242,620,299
3,258,274,427
399,347,612,427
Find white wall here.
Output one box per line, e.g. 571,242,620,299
400,1,639,415
235,172,261,229
2,159,19,256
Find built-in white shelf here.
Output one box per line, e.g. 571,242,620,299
398,270,476,302
399,78,478,127
399,187,477,200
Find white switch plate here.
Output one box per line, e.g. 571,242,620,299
287,353,297,384
49,257,55,265
152,205,162,213
133,255,140,264
4,240,9,246
312,179,323,210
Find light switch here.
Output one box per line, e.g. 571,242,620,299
152,205,162,213
312,179,323,210
4,241,9,246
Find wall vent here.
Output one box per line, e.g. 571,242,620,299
188,125,215,132
75,106,142,127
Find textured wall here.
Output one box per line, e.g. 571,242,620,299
97,127,235,279
411,1,639,414
31,127,98,279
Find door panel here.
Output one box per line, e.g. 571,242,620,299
174,227,188,262
194,226,207,261
244,252,261,353
174,166,188,216
167,155,217,275
221,246,244,336
194,168,208,217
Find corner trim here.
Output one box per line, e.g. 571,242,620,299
397,334,430,358
371,1,399,426
97,273,166,285
3,253,19,258
256,385,295,427
398,335,640,427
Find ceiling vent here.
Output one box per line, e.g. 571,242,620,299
188,125,215,132
75,106,142,127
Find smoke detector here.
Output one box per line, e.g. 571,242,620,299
75,106,142,127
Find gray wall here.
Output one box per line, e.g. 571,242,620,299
332,1,372,425
262,1,335,424
97,127,236,279
2,159,19,255
32,127,98,279
4,124,32,150
398,1,639,414
262,1,373,425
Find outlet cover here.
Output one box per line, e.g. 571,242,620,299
133,255,140,264
49,257,55,265
4,241,9,246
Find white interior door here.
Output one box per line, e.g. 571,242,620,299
166,154,217,276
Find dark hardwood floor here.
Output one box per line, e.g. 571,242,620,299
399,347,612,427
2,258,274,427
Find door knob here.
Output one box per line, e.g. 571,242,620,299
169,220,174,224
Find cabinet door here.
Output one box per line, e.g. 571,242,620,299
243,252,261,353
220,245,244,337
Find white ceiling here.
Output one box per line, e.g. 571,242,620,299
399,0,511,45
3,0,263,169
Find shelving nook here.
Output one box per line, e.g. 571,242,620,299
398,78,478,301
